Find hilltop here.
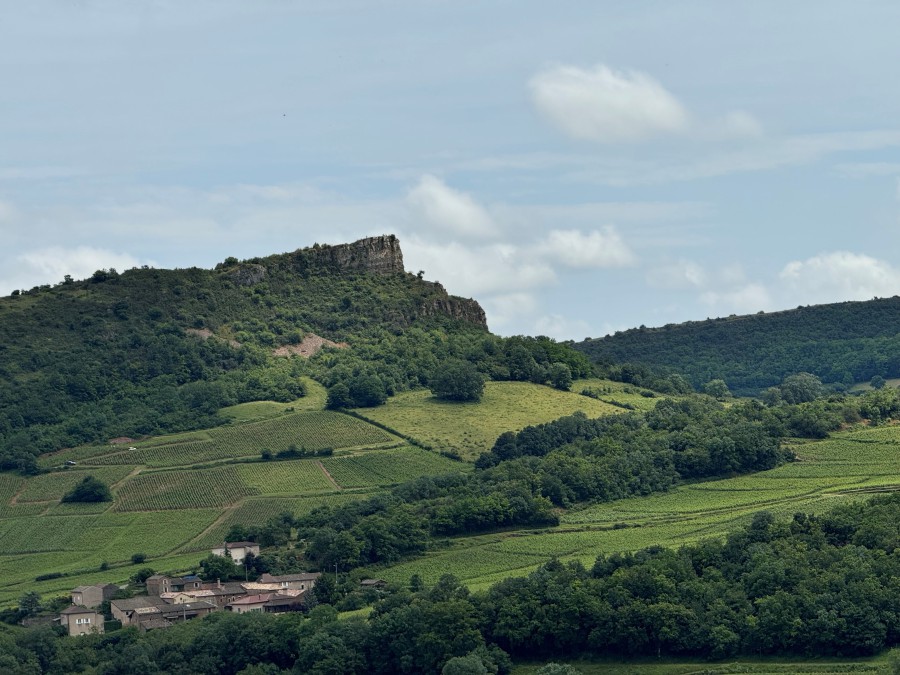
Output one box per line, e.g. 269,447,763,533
0,235,488,471
574,296,900,395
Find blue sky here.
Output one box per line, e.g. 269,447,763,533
3,1,900,339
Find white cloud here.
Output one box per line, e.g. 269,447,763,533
646,259,706,289
401,237,555,298
539,227,636,268
0,246,153,294
717,110,764,139
484,292,540,333
405,174,497,239
779,251,900,303
529,64,689,143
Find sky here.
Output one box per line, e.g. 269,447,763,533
3,1,900,340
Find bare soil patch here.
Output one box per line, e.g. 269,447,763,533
273,333,348,358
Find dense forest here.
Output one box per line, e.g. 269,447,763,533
575,297,900,395
8,491,900,673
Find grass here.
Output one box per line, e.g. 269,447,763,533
219,377,329,421
375,426,900,592
357,381,623,460
572,377,675,412
511,655,887,674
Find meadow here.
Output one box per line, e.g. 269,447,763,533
357,381,623,459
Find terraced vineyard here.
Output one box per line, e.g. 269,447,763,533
237,460,336,494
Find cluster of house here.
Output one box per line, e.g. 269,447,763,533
57,542,323,636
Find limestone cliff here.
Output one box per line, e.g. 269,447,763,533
292,235,405,275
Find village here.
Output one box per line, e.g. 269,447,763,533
56,542,385,637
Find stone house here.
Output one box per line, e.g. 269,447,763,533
226,590,305,615
210,541,260,565
71,583,119,609
146,574,203,597
255,572,320,592
59,605,104,636
110,596,170,626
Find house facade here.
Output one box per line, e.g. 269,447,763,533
210,541,260,565
146,574,203,597
71,583,119,609
256,572,320,592
59,605,104,636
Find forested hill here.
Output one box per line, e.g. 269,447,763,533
574,296,900,395
0,235,489,469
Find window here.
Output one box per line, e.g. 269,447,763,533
75,617,91,625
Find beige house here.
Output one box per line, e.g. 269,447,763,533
71,583,119,609
226,590,305,615
210,541,260,565
255,572,320,592
59,605,104,636
110,596,170,626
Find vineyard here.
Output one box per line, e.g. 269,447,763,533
16,466,134,502
321,447,466,488
236,460,336,495
113,467,254,511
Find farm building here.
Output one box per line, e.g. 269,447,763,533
58,605,104,637
71,583,119,609
210,541,260,564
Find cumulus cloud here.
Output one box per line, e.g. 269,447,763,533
646,259,706,289
0,246,153,294
529,64,689,143
779,252,900,303
401,237,555,298
539,227,636,268
406,174,498,239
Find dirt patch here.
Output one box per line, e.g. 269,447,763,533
186,328,241,348
273,333,348,358
108,437,136,445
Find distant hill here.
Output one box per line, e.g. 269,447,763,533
573,297,900,395
0,235,489,469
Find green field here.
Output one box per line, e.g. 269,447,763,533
375,428,900,591
322,446,467,488
512,655,888,674
357,381,623,459
41,409,398,469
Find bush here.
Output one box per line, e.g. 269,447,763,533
62,476,112,503
131,553,147,565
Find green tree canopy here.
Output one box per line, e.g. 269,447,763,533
430,360,485,402
61,475,112,503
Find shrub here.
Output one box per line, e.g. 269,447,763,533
62,476,112,503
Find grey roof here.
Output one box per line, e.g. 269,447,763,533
111,596,169,611
60,605,97,615
258,572,320,583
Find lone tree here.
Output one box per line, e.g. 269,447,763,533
703,379,731,401
62,475,112,503
430,360,485,402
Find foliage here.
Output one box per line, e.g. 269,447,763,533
430,360,485,402
61,475,112,503
576,296,900,395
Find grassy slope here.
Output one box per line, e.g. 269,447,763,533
356,381,623,460
512,655,888,674
0,388,464,606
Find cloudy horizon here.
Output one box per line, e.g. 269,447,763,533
3,1,900,339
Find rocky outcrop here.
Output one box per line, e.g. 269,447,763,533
293,235,404,276
227,263,267,286
416,282,488,328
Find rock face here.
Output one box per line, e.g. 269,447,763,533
297,235,405,275
417,281,488,328
227,263,267,286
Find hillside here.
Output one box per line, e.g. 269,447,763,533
574,297,900,395
0,235,489,471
